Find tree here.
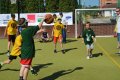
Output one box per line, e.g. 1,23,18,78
46,0,59,12
59,0,78,12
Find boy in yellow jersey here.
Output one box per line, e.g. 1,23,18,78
53,14,58,23
53,18,65,54
0,18,38,76
4,13,18,56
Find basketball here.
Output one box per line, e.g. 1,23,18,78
44,14,54,24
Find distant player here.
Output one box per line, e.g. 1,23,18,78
52,18,65,54
82,22,96,59
4,13,18,56
58,12,68,43
41,29,49,42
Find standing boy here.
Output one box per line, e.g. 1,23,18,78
18,17,45,80
53,18,65,54
82,22,96,59
59,12,67,43
114,8,120,49
4,13,18,56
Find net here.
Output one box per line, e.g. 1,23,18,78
10,0,17,4
75,8,116,38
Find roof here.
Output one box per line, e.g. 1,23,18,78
102,3,117,8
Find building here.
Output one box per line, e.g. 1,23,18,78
100,0,117,8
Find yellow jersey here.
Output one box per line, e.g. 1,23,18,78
10,35,22,56
7,19,17,35
53,22,64,37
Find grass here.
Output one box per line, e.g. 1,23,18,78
0,37,120,80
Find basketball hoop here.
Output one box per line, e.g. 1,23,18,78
10,0,17,4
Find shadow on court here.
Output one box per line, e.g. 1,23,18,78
56,48,77,53
35,49,42,51
64,48,78,53
92,53,103,57
0,51,8,55
66,39,78,43
0,68,19,72
115,52,120,56
39,67,83,80
33,63,53,73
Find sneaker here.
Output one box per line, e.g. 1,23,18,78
62,50,65,54
6,51,10,57
31,69,38,75
54,49,57,53
0,63,2,69
117,46,120,49
86,56,90,59
90,54,93,58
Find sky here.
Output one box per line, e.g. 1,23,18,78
78,0,99,7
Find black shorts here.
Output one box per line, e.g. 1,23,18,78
9,55,17,61
8,35,16,42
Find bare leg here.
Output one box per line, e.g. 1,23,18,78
8,41,11,51
20,65,30,80
23,67,29,80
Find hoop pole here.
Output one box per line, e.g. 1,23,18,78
17,0,20,20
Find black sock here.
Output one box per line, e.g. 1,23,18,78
19,76,23,80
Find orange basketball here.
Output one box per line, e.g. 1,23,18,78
44,14,54,24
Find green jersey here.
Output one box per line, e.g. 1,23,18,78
21,26,39,59
82,28,95,45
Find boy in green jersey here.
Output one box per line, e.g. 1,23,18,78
19,17,45,80
82,22,96,59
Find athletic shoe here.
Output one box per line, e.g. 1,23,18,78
117,46,120,49
90,54,93,58
54,49,57,53
31,69,38,75
62,50,65,54
6,51,10,57
86,56,90,59
19,76,23,80
0,63,2,69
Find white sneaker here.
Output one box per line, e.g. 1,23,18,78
6,51,10,57
86,56,90,59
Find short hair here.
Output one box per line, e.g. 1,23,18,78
58,18,62,21
86,21,90,24
18,18,28,27
11,13,15,17
53,14,57,17
59,12,63,16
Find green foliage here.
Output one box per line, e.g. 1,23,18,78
0,0,78,13
59,0,78,12
46,0,59,12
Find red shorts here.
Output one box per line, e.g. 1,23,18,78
53,35,62,44
20,58,32,65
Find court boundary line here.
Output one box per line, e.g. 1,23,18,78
96,42,120,69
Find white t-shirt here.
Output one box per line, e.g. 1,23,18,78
116,14,120,33
58,15,68,25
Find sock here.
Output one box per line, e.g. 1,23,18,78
30,67,33,70
19,76,23,80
